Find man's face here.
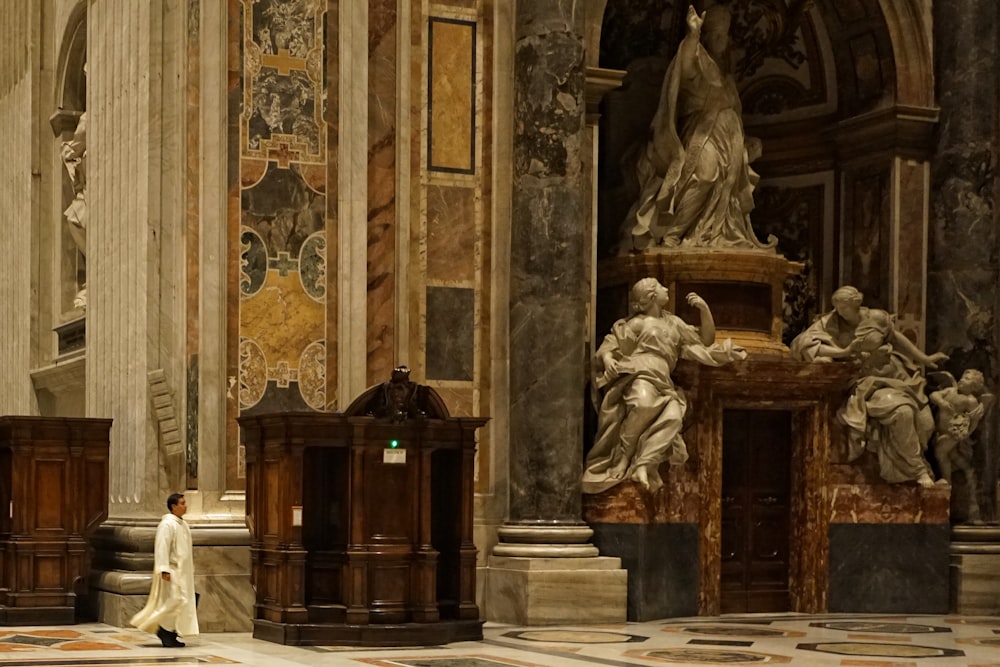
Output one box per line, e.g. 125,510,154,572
172,497,187,518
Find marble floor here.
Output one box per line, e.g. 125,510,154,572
0,614,998,666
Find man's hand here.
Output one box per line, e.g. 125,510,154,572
161,572,171,582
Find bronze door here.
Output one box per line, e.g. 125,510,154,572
720,409,792,613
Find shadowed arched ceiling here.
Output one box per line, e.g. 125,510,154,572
597,0,922,122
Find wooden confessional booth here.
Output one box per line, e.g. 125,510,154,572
241,370,487,646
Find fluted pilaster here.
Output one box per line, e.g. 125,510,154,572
87,0,185,515
0,3,36,415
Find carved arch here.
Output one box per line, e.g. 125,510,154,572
583,0,609,67
878,0,933,107
55,3,87,113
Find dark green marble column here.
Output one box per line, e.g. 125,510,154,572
928,1,1000,522
499,0,597,555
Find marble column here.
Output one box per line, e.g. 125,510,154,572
928,0,999,523
484,0,626,625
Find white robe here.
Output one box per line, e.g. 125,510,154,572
130,513,199,637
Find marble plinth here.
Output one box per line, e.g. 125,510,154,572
88,521,253,632
828,523,950,613
484,556,627,625
590,523,699,621
950,526,1000,615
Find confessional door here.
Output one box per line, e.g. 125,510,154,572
720,409,792,613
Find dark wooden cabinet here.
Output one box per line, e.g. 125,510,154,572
240,411,487,646
0,417,111,624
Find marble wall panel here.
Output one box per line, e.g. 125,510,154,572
426,286,475,381
367,0,397,386
590,523,700,621
426,185,476,283
842,165,891,310
895,159,928,343
412,4,490,495
428,18,476,173
582,468,700,524
232,0,329,439
828,523,950,613
829,483,950,525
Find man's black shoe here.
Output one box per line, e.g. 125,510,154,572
157,626,185,648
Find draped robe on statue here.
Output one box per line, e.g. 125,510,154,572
625,27,775,251
791,308,935,483
130,513,199,637
583,313,745,494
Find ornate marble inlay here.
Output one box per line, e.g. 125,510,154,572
810,621,952,634
670,625,799,638
632,647,791,664
797,641,965,658
503,629,647,644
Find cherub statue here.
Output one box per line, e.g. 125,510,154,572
929,369,994,523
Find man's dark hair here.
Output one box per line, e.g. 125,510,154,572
167,493,185,511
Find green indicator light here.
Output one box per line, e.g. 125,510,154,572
390,440,399,449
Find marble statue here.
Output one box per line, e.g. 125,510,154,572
583,278,746,494
791,285,948,486
623,4,776,252
61,109,88,309
929,369,993,522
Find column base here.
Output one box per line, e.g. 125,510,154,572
950,526,1000,615
483,555,627,625
88,520,254,632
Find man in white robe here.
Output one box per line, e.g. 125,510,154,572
130,493,198,647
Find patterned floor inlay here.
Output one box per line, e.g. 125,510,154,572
810,621,951,634
626,647,792,664
502,630,646,644
0,630,132,653
356,657,545,667
687,639,754,647
0,615,995,667
797,642,965,658
665,625,804,638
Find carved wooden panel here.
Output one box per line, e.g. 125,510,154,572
0,417,110,624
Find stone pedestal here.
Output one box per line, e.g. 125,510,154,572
484,556,626,625
950,525,1000,615
88,520,254,632
828,483,951,614
598,251,801,356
